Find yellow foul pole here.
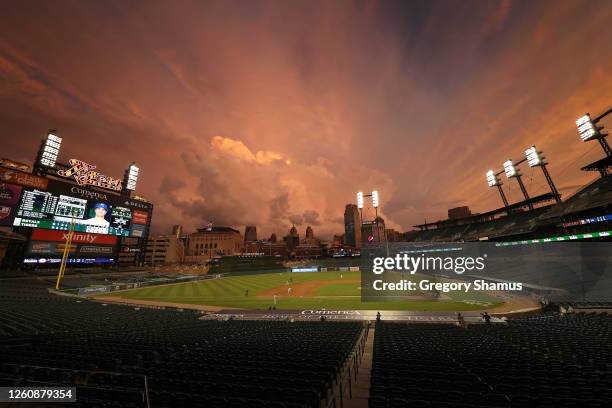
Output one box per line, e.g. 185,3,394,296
55,218,75,290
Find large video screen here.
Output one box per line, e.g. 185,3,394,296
12,180,150,237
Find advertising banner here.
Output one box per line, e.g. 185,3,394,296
28,241,56,254
121,237,140,245
78,286,110,296
130,224,146,237
0,168,48,190
132,210,148,225
28,241,115,258
0,182,22,226
31,229,118,245
79,245,115,255
28,241,76,254
24,258,115,264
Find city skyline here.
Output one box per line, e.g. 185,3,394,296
2,0,612,239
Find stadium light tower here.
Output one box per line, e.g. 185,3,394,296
486,170,509,207
355,190,387,253
576,109,612,157
503,159,533,210
34,130,62,175
357,191,364,209
371,190,379,209
123,162,140,195
525,146,561,203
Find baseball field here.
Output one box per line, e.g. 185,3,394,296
97,270,509,311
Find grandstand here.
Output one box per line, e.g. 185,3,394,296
0,278,611,407
407,175,612,243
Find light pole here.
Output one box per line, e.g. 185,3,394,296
525,146,561,203
486,170,509,207
503,159,533,210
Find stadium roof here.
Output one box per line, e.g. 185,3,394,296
536,175,612,220
581,156,612,172
195,226,241,234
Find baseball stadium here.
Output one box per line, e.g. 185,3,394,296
2,2,612,408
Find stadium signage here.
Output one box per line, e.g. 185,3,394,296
0,168,48,189
123,199,151,210
79,245,114,254
70,186,108,201
292,267,318,273
31,229,118,245
0,182,22,226
132,210,148,224
78,286,110,295
559,214,612,228
57,159,122,191
122,246,141,253
300,310,361,315
495,230,612,246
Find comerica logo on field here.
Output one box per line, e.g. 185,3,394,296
372,254,487,275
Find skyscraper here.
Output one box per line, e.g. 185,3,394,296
305,226,314,240
284,225,300,250
344,204,362,249
244,225,257,243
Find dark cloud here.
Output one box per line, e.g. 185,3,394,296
288,214,303,226
303,210,321,226
269,193,290,221
0,0,611,238
159,176,186,196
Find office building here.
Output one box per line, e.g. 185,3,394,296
186,226,243,263
144,234,185,265
344,204,362,249
244,225,257,243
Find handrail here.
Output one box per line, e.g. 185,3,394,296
324,321,370,408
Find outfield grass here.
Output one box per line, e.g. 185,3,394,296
99,271,502,311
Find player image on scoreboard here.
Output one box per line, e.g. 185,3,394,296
80,202,111,233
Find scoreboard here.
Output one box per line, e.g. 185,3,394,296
13,181,150,238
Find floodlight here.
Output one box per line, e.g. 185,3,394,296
486,170,499,187
576,113,599,142
357,192,364,209
576,114,590,126
372,190,379,208
525,146,541,167
503,160,517,178
39,132,62,167
126,163,139,191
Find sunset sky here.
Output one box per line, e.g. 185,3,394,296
1,0,611,238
